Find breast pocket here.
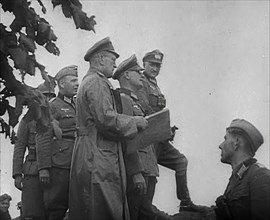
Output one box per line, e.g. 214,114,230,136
59,114,76,129
228,183,249,202
28,126,37,146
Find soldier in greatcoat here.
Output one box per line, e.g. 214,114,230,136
69,37,148,220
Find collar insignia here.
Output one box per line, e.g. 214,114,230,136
237,164,248,179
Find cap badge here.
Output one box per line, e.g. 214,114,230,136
155,54,162,60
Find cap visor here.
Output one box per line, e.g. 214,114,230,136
147,59,162,64
107,50,120,58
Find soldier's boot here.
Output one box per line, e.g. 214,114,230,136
139,204,173,220
176,174,206,213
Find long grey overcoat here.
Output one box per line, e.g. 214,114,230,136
69,69,140,220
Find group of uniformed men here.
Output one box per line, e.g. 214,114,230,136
12,37,270,220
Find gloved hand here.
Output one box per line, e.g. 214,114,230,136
39,169,50,184
134,116,148,131
132,172,147,195
14,175,23,190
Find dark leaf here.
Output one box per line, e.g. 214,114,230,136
37,0,47,14
84,16,96,32
70,0,82,9
48,29,57,41
26,88,52,133
51,0,63,8
2,31,18,49
8,47,28,69
70,3,96,32
35,21,53,45
7,104,19,127
70,3,86,29
0,118,6,133
26,23,36,39
19,33,36,53
37,21,51,37
45,41,60,56
4,123,10,138
35,61,57,90
26,7,40,31
0,39,6,54
10,17,25,32
0,0,16,12
35,61,46,77
61,0,72,18
35,33,48,45
26,54,36,75
10,129,17,144
0,99,9,116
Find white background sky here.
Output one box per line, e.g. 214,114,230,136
1,0,269,217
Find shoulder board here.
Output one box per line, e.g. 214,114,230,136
254,162,266,169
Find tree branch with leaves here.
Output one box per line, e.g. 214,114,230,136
0,0,96,142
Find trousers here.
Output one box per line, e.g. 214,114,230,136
156,141,190,200
42,167,69,220
22,175,46,220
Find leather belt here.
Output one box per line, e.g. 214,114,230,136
62,135,76,140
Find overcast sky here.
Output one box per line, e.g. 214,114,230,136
1,0,269,217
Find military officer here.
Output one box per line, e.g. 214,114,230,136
12,82,56,220
215,119,270,220
113,54,172,220
36,65,79,220
136,49,202,212
69,37,148,220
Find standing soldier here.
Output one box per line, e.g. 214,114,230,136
12,82,55,220
136,50,202,212
69,37,148,220
36,65,79,220
113,54,172,220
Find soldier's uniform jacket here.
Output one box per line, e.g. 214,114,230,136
221,158,270,220
36,93,76,170
13,118,38,177
137,73,166,115
118,88,159,177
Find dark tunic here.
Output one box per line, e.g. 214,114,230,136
12,118,45,219
218,158,270,220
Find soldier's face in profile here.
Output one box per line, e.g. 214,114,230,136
103,52,117,78
219,132,236,164
0,199,10,213
129,70,143,90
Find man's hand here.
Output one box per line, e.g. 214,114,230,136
169,125,179,142
14,175,23,191
132,172,147,195
39,169,50,184
134,116,148,131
